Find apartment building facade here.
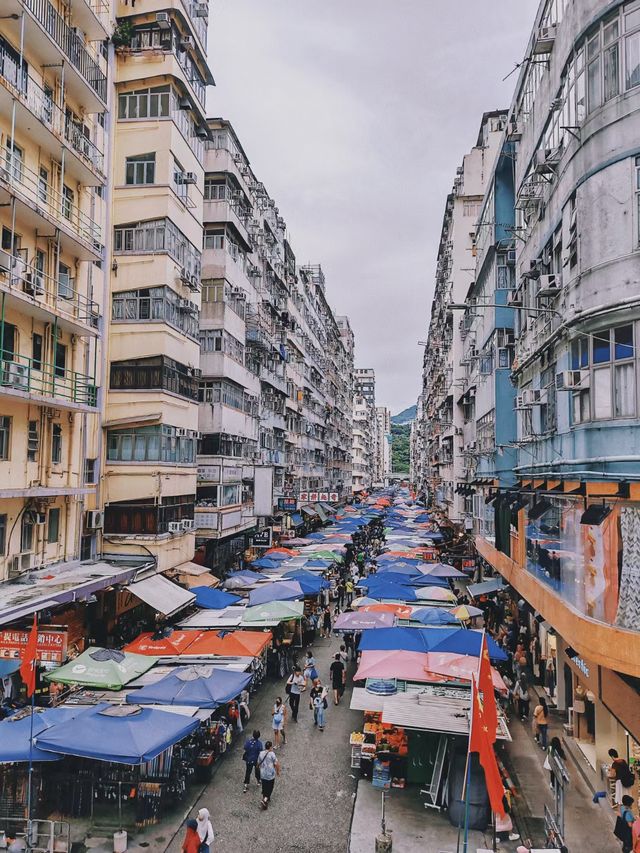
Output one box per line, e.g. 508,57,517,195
194,121,353,570
0,0,111,583
375,406,391,486
416,112,507,523
416,0,640,791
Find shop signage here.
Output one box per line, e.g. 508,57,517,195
278,497,298,512
329,492,339,502
564,647,598,692
319,492,329,502
0,627,68,664
308,491,319,502
251,527,273,548
299,491,309,501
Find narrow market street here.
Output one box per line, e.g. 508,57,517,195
164,635,361,853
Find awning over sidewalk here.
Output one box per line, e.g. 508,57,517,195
467,578,505,597
301,505,319,517
314,504,328,522
126,575,195,617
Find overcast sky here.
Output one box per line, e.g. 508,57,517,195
208,1,538,414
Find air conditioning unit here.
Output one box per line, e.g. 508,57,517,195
35,512,47,525
156,11,171,28
194,2,208,16
508,289,523,307
538,273,561,297
556,370,588,390
178,96,191,110
1,361,29,390
521,388,546,406
177,297,191,309
9,553,34,577
25,272,45,296
191,367,202,378
181,518,195,530
186,274,200,292
168,521,182,533
181,171,197,184
86,509,104,530
507,121,522,142
533,23,557,55
180,36,194,50
506,249,516,265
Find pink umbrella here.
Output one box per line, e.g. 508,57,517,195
354,650,452,683
424,652,507,693
334,611,395,632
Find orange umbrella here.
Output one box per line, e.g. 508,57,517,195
124,630,200,657
185,630,272,657
266,547,299,556
360,603,413,619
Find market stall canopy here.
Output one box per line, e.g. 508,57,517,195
379,692,510,740
354,650,450,683
168,562,219,589
419,563,466,579
184,630,271,657
360,603,413,619
449,604,483,621
241,600,304,627
285,538,313,546
0,707,83,763
248,580,303,607
413,587,457,603
126,574,195,617
251,558,285,570
283,569,330,587
127,665,252,709
223,571,264,590
357,627,507,661
35,703,200,765
124,630,199,657
359,582,417,602
191,587,242,610
409,607,460,626
0,659,22,677
467,578,506,597
290,513,304,527
178,607,245,631
45,648,157,689
423,652,507,693
333,611,395,631
265,548,297,558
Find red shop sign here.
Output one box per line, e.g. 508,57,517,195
0,627,68,664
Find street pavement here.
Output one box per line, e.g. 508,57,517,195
164,633,361,853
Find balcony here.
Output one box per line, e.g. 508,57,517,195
4,0,108,111
0,251,99,337
0,351,98,411
259,364,287,395
0,147,102,259
0,46,105,185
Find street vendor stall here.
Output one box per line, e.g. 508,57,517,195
44,648,157,690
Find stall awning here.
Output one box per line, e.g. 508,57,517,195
380,692,511,741
301,505,319,517
126,575,195,617
169,562,219,589
314,504,328,523
467,578,505,597
290,513,304,526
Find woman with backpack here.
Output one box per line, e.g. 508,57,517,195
609,748,636,806
272,696,286,747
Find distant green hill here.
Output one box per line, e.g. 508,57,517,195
391,423,411,473
391,405,417,425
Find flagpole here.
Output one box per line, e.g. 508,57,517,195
26,612,37,849
457,673,476,853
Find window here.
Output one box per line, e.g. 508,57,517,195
626,14,640,89
58,262,73,299
51,423,62,464
111,286,199,339
27,420,39,462
21,513,33,552
635,156,640,245
109,356,199,400
204,229,224,250
199,329,245,363
125,152,155,185
118,85,170,119
0,514,6,555
0,416,10,460
84,457,96,484
5,139,23,181
38,167,48,204
0,321,16,359
571,324,636,423
35,250,46,287
55,342,66,378
113,218,201,279
62,185,74,220
47,508,60,544
32,333,43,371
204,179,227,201
603,19,620,100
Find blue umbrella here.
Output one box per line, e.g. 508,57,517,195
364,582,417,602
305,533,326,541
283,569,330,588
0,659,21,677
248,580,304,607
376,563,421,576
192,587,242,609
35,703,200,765
0,707,83,763
411,607,460,626
251,558,283,570
303,559,334,568
261,552,290,561
128,665,252,709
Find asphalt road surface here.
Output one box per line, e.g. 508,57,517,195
165,633,361,853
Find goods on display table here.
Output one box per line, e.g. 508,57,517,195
350,712,408,789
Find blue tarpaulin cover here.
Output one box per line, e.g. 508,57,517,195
0,707,83,763
290,513,304,526
191,587,242,609
35,703,200,764
0,659,21,677
358,582,417,602
248,580,303,607
357,627,507,661
411,607,460,626
128,665,252,709
251,559,283,570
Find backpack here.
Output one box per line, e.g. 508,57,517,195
614,810,633,845
273,708,283,726
620,765,636,788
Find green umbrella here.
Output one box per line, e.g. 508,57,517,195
44,647,158,690
241,600,304,627
312,550,344,562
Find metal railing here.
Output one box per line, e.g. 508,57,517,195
1,145,102,250
0,46,105,175
24,0,107,102
1,818,71,853
0,250,99,329
0,349,98,407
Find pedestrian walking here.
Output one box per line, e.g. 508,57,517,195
339,644,348,666
544,736,566,789
180,819,200,853
272,697,286,746
242,729,263,792
321,606,332,639
303,649,318,683
533,696,549,749
286,666,306,722
345,578,354,606
312,684,329,731
514,674,530,720
257,741,280,810
330,652,346,706
614,795,635,853
344,631,355,662
195,808,214,853
337,580,345,608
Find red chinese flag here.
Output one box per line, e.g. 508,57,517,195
470,676,505,817
19,616,38,697
478,633,498,745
